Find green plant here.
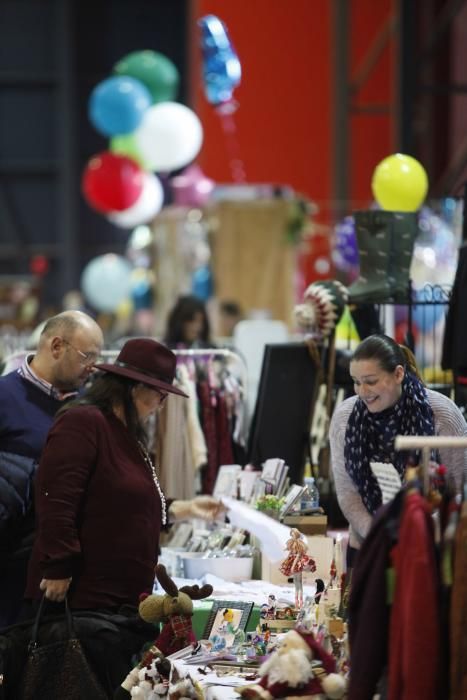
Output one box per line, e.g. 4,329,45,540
255,495,285,514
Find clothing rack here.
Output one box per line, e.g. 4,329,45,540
170,347,248,395
394,434,467,495
100,346,248,393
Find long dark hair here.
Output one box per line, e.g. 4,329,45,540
57,373,147,443
164,295,211,346
352,333,422,380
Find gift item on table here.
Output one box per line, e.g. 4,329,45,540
279,529,316,608
138,564,213,657
237,627,346,700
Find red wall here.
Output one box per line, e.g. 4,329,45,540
190,0,332,213
190,0,396,220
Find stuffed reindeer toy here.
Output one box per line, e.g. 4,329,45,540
139,563,213,656
115,564,213,699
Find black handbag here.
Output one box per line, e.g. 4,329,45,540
18,596,108,700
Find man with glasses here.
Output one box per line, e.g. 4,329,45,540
0,310,103,625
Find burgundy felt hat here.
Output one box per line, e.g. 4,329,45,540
94,338,188,398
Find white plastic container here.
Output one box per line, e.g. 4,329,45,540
179,553,254,582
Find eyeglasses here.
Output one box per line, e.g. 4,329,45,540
155,389,168,404
62,338,99,366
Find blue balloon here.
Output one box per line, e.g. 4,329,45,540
412,288,445,333
131,278,153,310
192,265,213,301
81,254,133,312
89,76,152,137
198,15,241,106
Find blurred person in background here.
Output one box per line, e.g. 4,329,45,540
0,310,104,626
218,300,243,338
164,294,213,349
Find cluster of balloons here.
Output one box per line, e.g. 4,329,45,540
371,153,428,212
82,50,205,229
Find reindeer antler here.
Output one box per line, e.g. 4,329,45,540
179,583,213,600
155,563,179,597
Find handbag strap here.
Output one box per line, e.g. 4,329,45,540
29,595,75,650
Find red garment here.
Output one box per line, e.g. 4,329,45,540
198,382,234,494
450,501,467,700
388,492,440,700
26,406,164,610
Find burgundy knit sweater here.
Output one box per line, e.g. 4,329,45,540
25,406,164,609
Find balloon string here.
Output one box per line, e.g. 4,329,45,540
216,107,247,184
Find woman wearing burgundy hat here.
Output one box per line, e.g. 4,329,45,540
25,338,223,610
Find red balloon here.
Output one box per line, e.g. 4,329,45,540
82,152,144,213
30,255,49,276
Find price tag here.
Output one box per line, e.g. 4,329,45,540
370,461,402,504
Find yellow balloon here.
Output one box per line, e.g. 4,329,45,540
371,153,428,212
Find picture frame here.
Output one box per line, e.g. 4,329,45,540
202,600,254,648
213,464,242,499
280,483,307,518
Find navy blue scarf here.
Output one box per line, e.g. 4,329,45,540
344,371,435,514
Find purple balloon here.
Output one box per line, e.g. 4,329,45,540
171,164,215,207
333,215,359,272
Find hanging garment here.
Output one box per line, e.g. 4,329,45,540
388,492,441,700
442,245,467,375
156,394,194,501
198,382,234,494
177,364,207,471
348,493,403,700
450,499,467,700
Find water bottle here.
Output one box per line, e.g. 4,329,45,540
301,476,320,511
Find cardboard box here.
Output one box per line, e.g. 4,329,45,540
283,514,328,535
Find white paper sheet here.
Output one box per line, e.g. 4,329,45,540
222,497,292,562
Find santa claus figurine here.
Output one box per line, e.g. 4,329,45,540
237,628,346,700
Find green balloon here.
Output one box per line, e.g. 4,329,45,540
110,133,148,169
114,50,179,104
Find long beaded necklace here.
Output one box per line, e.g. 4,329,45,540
137,440,167,525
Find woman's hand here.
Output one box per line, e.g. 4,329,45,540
169,496,226,522
39,577,72,602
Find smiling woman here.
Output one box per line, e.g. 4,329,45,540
329,334,467,559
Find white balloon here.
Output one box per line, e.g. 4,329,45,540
134,101,203,172
81,254,133,312
108,173,164,229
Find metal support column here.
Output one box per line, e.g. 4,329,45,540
332,0,349,223
56,0,78,300
396,0,416,153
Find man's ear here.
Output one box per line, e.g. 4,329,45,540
50,336,63,357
